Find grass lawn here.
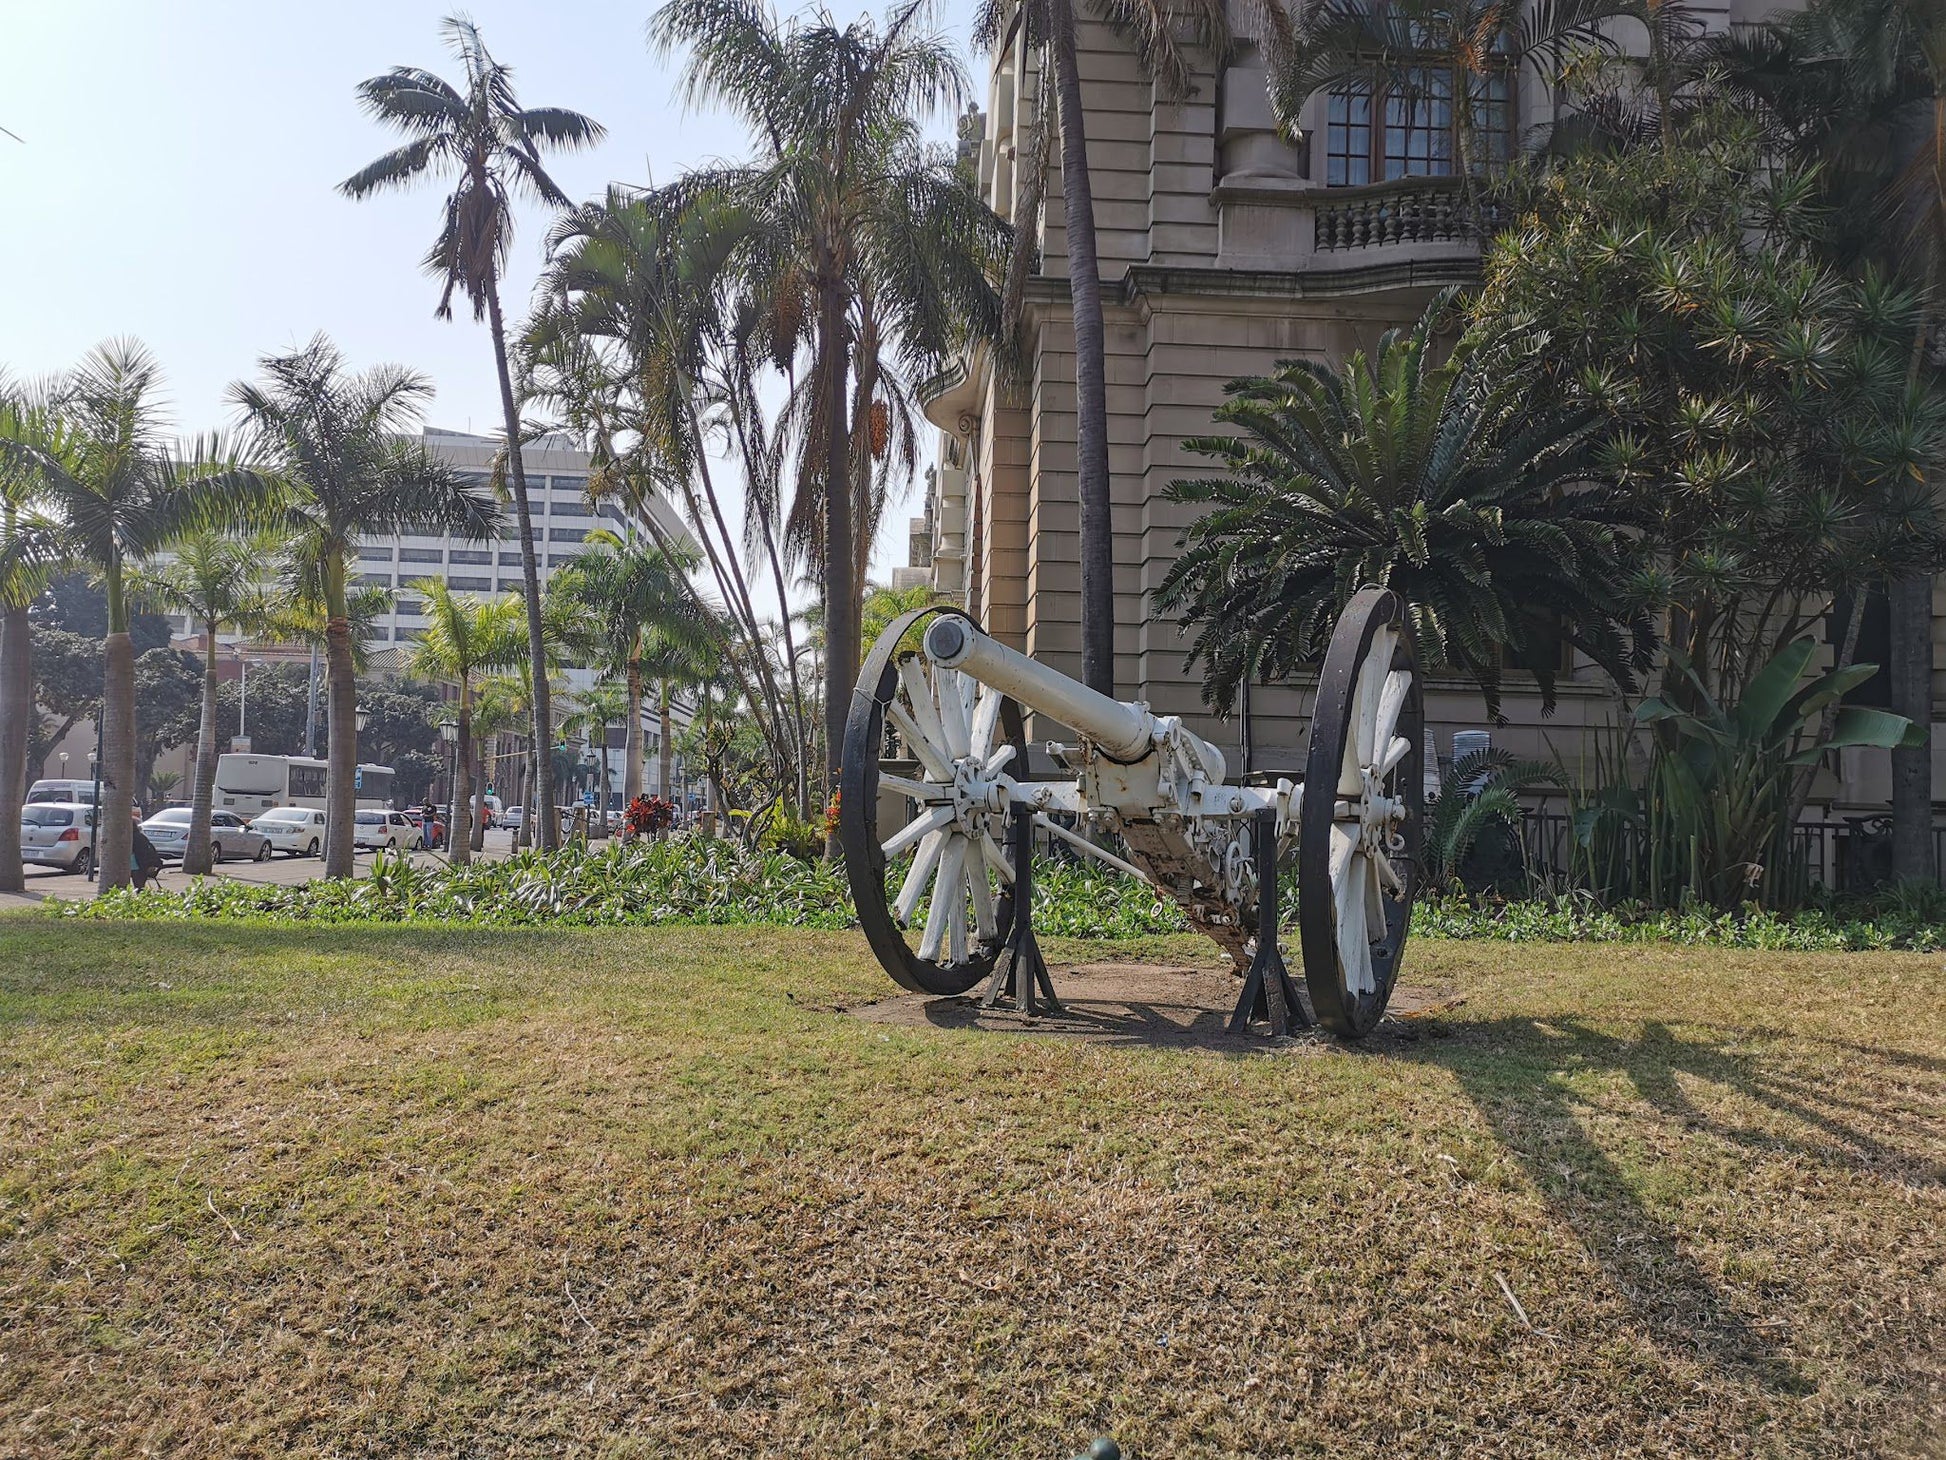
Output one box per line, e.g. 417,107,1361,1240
0,920,1940,1458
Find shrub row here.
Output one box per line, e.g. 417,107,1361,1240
53,837,1946,951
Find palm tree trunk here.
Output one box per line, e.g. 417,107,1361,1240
817,271,856,855
594,734,610,841
624,658,645,807
1890,572,1935,882
451,684,474,868
182,625,220,878
323,601,358,880
1049,0,1115,698
658,679,674,808
483,275,557,853
97,587,136,895
0,603,31,894
472,751,488,854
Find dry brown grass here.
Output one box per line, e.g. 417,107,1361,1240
0,921,1941,1458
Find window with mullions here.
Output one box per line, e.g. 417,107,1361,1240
1325,67,1512,184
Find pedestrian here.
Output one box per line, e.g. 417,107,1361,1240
130,826,165,891
422,800,441,850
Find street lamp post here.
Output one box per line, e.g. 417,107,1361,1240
439,719,458,856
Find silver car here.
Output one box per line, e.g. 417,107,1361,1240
18,803,99,876
141,807,271,864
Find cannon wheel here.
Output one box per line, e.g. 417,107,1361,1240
840,607,1028,996
1298,588,1424,1038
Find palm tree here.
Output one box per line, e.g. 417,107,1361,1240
1157,306,1655,716
407,581,523,865
550,530,715,812
562,682,632,839
0,387,63,895
231,336,498,878
468,674,529,849
133,531,273,876
650,0,1000,836
0,342,276,893
341,14,603,854
973,0,1234,697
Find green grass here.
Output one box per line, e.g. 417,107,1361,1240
0,918,1941,1457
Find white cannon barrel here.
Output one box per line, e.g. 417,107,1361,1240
924,616,1156,762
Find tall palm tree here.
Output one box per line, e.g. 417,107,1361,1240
342,13,603,854
550,530,715,811
0,342,276,893
0,387,64,895
133,531,273,876
1157,306,1655,716
467,674,529,850
651,0,1000,838
231,336,498,878
562,681,632,839
407,581,523,865
975,0,1233,697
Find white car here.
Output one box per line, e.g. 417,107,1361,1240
250,806,327,857
352,809,421,852
502,805,525,832
141,807,270,864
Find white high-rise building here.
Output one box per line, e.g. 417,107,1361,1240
360,427,685,643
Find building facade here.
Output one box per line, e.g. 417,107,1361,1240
911,0,1939,820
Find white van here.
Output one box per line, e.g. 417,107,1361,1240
26,779,99,806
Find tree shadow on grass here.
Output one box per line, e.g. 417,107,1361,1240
1380,1011,1946,1398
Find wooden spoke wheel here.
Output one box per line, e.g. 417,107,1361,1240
1298,588,1424,1038
840,607,1027,996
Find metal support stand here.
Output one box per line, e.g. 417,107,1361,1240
982,805,1062,1016
1229,807,1310,1036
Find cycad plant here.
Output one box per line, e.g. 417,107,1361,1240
233,336,498,878
0,342,277,892
1426,748,1552,889
1157,302,1655,717
407,582,524,864
133,530,275,876
342,14,603,853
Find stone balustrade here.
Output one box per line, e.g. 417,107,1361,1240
1313,180,1507,253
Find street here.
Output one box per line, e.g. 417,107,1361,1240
3,827,526,910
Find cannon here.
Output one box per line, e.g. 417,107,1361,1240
839,588,1424,1038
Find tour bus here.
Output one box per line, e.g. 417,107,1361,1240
212,754,395,815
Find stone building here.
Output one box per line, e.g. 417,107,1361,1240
909,0,1935,832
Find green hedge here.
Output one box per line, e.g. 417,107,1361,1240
52,838,1946,951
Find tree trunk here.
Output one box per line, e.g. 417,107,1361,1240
97,622,135,895
594,736,610,841
484,276,557,852
0,604,30,894
1890,571,1935,882
658,679,674,808
322,608,358,879
181,626,220,878
472,753,488,854
818,272,856,856
450,683,474,868
1049,0,1116,698
624,658,645,807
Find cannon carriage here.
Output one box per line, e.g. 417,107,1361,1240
838,588,1424,1038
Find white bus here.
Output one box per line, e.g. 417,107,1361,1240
213,754,395,814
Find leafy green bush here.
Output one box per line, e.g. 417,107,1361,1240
55,838,1946,951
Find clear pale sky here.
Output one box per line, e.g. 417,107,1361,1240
0,0,976,583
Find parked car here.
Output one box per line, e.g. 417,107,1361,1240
141,806,270,864
18,803,99,875
352,808,421,852
250,806,328,857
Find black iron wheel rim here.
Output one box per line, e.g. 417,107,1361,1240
1297,587,1424,1039
840,605,1026,997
